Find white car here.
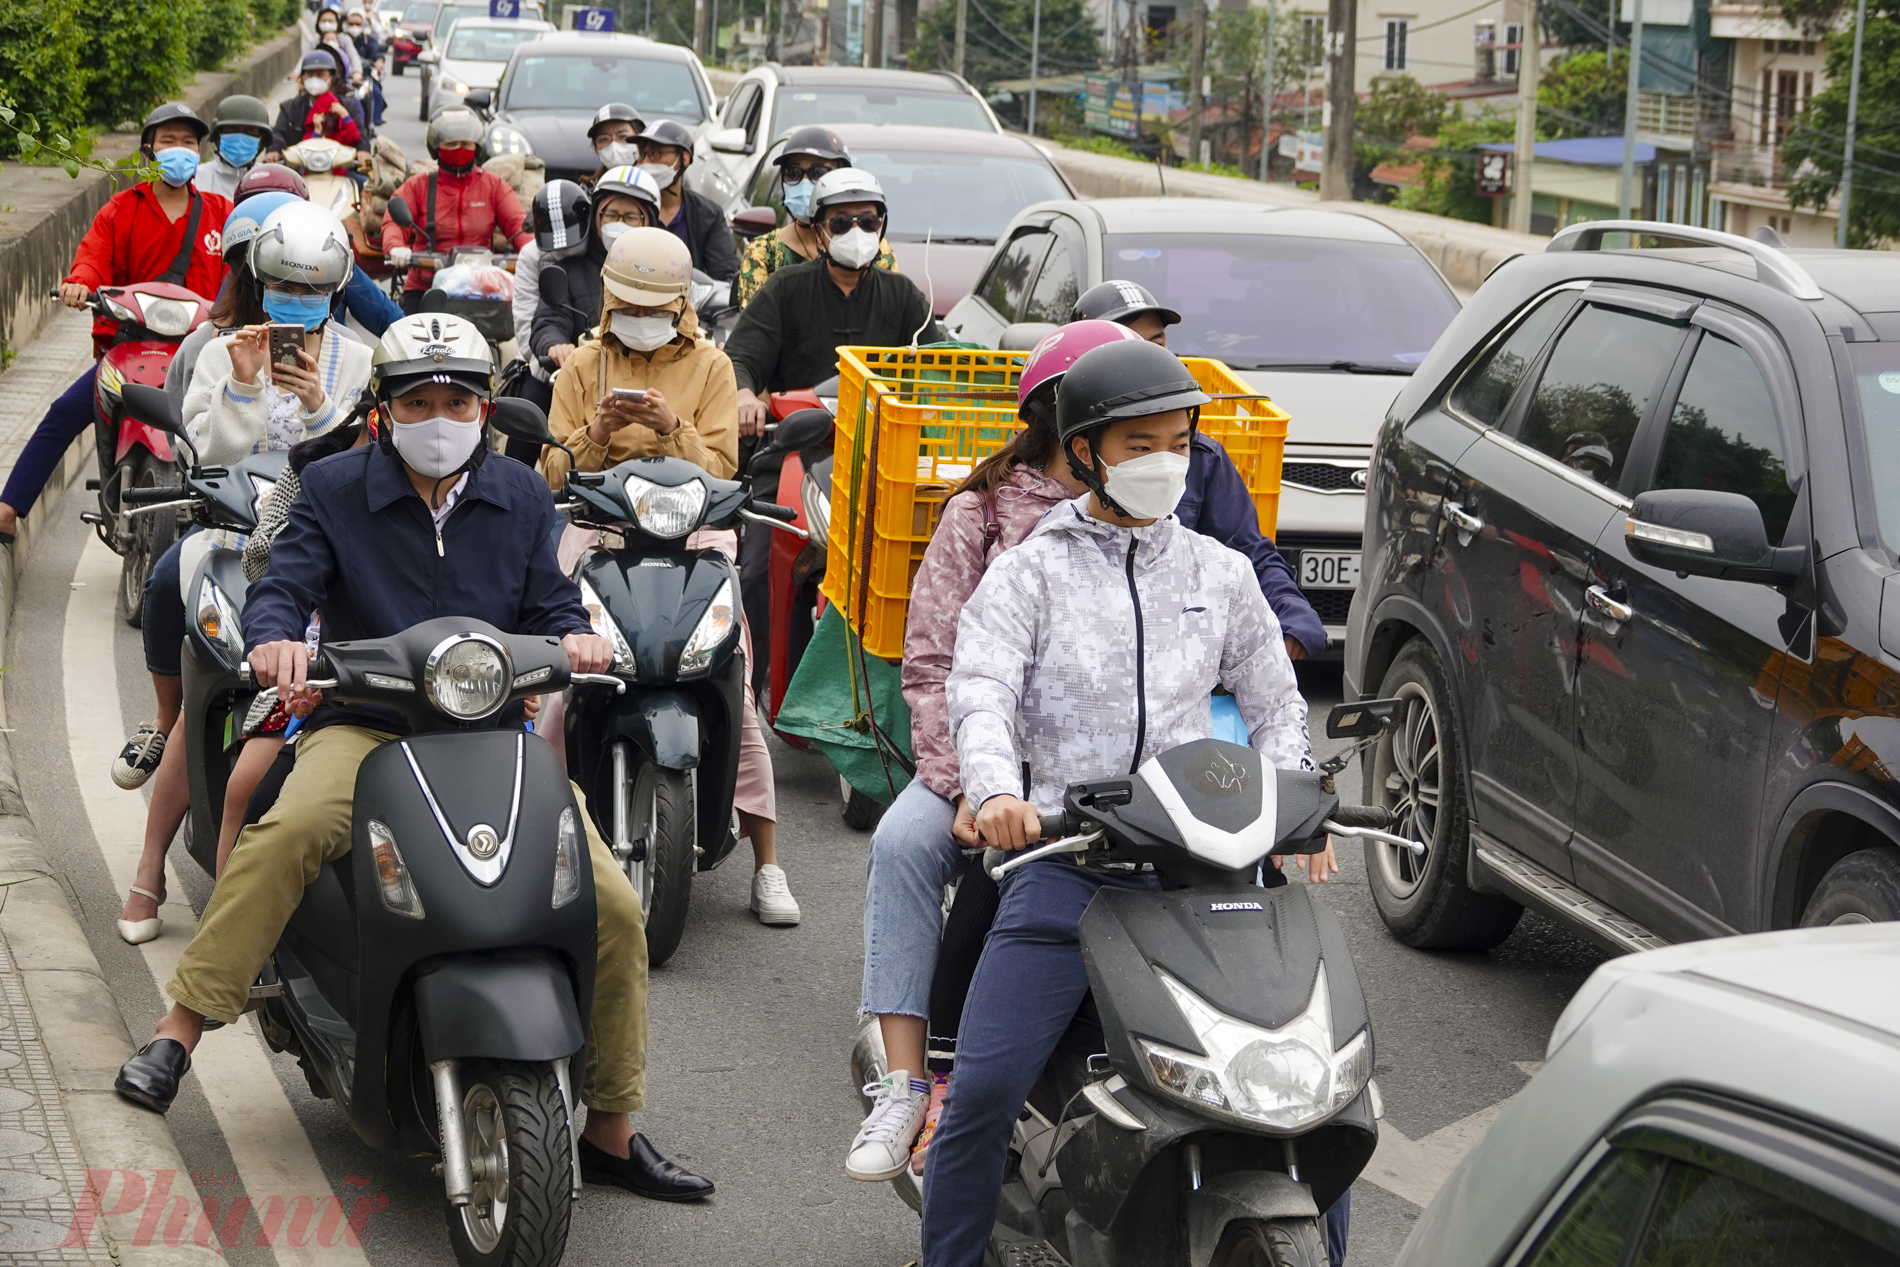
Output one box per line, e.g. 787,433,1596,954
944,198,1464,652
1396,922,1900,1265
421,16,554,121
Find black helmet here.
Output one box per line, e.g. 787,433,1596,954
587,102,645,140
1055,340,1210,447
140,102,207,154
639,119,694,156
533,180,592,260
1071,279,1181,329
774,125,849,166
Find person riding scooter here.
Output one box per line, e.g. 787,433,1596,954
585,102,644,185
920,338,1312,1267
195,95,274,199
531,166,662,382
635,119,737,283
382,108,531,313
734,126,896,309
267,52,370,163
112,311,714,1204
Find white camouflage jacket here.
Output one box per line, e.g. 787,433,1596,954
948,497,1312,814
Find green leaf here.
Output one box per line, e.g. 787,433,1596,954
0,107,14,125
51,135,68,150
61,159,79,178
17,115,36,135
18,138,38,159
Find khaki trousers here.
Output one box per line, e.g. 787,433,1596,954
168,724,649,1113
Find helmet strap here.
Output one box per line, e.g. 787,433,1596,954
1065,430,1138,521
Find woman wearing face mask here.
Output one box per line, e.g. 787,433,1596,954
633,120,739,283
543,229,802,926
734,126,897,310
529,166,661,381
381,108,532,312
585,103,644,187
268,53,370,162
314,7,364,85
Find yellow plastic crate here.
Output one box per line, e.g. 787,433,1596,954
822,345,1289,660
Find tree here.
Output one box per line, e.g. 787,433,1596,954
1176,6,1325,169
1783,15,1900,244
1355,74,1450,145
1538,48,1628,137
1392,110,1517,222
913,0,1100,92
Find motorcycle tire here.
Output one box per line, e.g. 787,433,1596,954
1210,1217,1326,1267
841,776,884,831
441,1058,573,1267
118,451,179,629
641,767,696,968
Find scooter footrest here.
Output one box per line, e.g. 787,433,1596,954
242,982,285,1012
991,1228,1069,1267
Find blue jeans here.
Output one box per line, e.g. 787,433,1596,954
859,778,962,1020
2,366,96,518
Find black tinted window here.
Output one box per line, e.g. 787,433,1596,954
978,233,1051,323
1652,333,1796,544
1524,1149,1660,1267
1023,234,1081,324
1634,1160,1900,1266
1450,294,1573,427
1516,305,1683,489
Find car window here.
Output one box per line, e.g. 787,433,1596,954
1022,220,1084,324
1633,1159,1900,1266
403,1,436,21
435,5,486,41
978,232,1052,324
1513,304,1684,490
1847,345,1900,555
1650,333,1796,544
447,25,543,60
725,82,760,134
505,54,704,120
771,88,991,133
1449,293,1575,427
1523,1148,1662,1267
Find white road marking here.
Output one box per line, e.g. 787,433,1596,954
1361,1064,1546,1208
64,535,374,1264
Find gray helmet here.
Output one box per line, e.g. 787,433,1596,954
588,102,645,140
140,102,207,154
638,119,694,158
1072,279,1181,329
426,108,484,159
210,95,272,139
299,48,341,76
250,201,355,293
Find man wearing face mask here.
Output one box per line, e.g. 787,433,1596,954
725,167,943,438
267,53,371,162
381,109,531,313
734,126,898,309
195,96,273,199
0,102,232,545
921,339,1313,1267
585,103,644,186
633,120,738,284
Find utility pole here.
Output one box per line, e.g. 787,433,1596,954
1028,0,1043,133
1260,0,1275,181
1319,0,1355,200
1509,1,1540,233
954,0,968,78
1618,0,1643,218
865,0,883,65
694,0,710,58
1187,0,1208,164
1838,0,1867,246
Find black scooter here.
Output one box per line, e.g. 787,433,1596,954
853,702,1420,1267
491,407,811,967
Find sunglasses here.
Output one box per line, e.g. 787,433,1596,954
780,161,836,183
823,212,883,235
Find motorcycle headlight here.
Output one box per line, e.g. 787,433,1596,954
1138,964,1370,1132
102,293,140,326
576,577,633,671
423,634,511,720
677,578,736,677
801,474,830,547
249,475,277,528
486,123,532,156
195,575,244,661
96,359,126,402
551,805,582,908
621,473,706,539
136,293,195,337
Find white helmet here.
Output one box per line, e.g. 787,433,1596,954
810,166,887,219
250,201,354,292
592,165,664,227
370,313,495,399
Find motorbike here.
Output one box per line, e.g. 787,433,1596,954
64,283,213,626
852,701,1422,1267
687,269,737,346
282,138,363,222
383,195,518,369
490,405,809,967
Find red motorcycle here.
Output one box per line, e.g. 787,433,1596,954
67,282,213,625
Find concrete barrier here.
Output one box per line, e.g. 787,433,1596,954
0,27,305,359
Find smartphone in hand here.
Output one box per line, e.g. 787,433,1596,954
611,388,648,404
268,323,304,369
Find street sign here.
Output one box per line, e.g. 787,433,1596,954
489,0,520,15
1477,150,1509,195
1084,75,1140,139
566,3,614,26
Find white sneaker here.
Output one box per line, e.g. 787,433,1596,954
846,1070,927,1181
750,864,801,926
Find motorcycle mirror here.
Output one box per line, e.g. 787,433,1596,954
732,206,777,239
489,397,559,449
764,408,834,458
541,263,571,311
385,196,415,230
121,383,201,467
1325,698,1404,740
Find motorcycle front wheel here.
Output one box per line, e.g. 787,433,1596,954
637,765,696,968
118,451,178,628
442,1058,573,1267
1210,1217,1327,1267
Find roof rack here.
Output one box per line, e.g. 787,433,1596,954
1545,220,1825,302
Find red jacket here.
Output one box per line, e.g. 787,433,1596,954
67,183,233,344
380,167,531,293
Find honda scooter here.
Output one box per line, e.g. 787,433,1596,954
491,407,808,967
853,702,1420,1267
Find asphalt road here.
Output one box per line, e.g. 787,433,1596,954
3,60,1611,1267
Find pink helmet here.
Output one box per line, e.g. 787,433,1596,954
1018,319,1143,422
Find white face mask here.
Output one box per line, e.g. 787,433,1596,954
611,310,677,352
598,222,632,249
637,161,677,192
1100,449,1191,521
826,226,880,270
392,414,483,479
598,141,638,168
303,76,331,96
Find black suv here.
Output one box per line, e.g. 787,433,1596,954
1346,221,1900,953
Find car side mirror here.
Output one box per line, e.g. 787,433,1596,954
1624,489,1804,586
489,397,559,448
1326,698,1403,740
999,321,1057,351
418,48,439,62
707,126,750,154
385,195,415,230
732,205,777,239
463,87,492,113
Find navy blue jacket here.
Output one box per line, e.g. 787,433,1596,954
339,267,403,337
246,442,591,731
1178,433,1325,657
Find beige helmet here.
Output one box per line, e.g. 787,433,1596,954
600,227,692,307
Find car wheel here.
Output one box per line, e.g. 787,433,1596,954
1364,640,1522,951
1800,846,1900,925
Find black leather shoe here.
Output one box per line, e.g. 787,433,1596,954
578,1133,715,1202
115,1039,191,1114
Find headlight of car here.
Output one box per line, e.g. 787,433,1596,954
1138,964,1371,1132
621,473,706,539
486,123,532,156
136,293,196,337
801,474,830,548
195,574,244,662
423,633,511,720
677,578,736,677
437,71,469,96
577,577,633,671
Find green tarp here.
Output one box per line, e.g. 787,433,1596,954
774,605,914,805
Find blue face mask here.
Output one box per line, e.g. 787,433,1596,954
154,146,199,188
782,179,814,224
261,289,331,331
219,133,260,167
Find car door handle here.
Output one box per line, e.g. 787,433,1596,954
1586,585,1635,623
1444,502,1483,534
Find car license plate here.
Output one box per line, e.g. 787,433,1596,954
1298,550,1361,590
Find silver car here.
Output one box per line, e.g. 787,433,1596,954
944,198,1463,653
1397,922,1900,1265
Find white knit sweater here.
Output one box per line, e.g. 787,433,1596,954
183,326,371,464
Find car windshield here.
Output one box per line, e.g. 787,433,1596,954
826,147,1068,243
1846,345,1900,554
1101,233,1460,371
505,53,703,120
772,87,992,132
403,1,435,21
448,25,542,60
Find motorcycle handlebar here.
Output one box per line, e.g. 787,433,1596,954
1040,812,1070,841
1330,804,1396,830
122,485,190,505
745,499,798,523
